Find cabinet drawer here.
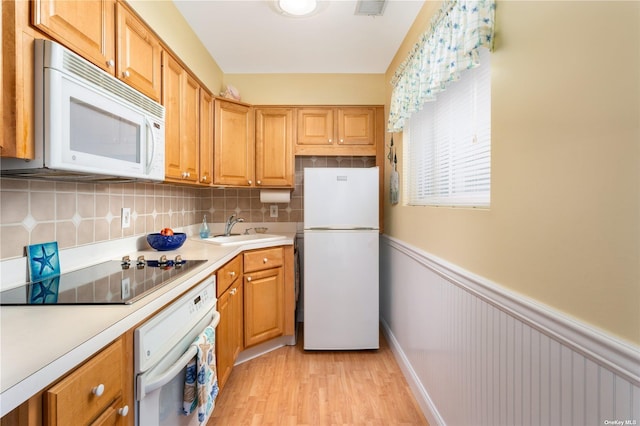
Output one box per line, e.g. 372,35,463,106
243,247,283,273
46,338,123,426
217,255,242,297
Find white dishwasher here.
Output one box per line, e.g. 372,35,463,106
134,275,220,426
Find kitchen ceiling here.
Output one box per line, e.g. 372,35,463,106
172,0,425,74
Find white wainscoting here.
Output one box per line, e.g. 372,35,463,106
380,235,640,426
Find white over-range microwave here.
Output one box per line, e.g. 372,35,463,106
1,39,165,182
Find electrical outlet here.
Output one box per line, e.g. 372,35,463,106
270,205,278,218
121,207,131,229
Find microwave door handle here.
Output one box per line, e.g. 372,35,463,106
144,116,155,171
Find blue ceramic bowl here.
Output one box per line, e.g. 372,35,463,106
146,233,187,251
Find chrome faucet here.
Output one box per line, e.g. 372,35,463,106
224,214,244,236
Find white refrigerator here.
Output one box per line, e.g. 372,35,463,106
303,167,379,350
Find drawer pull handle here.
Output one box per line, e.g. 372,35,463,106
92,384,105,397
263,258,268,263
118,405,129,417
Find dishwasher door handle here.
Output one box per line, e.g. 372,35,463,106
139,311,220,398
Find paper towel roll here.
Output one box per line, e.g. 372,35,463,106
260,189,291,203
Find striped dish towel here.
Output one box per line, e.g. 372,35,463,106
183,325,219,424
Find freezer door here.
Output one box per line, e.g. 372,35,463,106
303,230,379,350
304,167,379,229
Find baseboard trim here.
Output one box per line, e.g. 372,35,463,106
380,318,445,426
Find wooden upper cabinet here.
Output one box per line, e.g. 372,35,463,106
337,107,375,147
199,91,214,186
214,99,254,187
162,53,182,181
255,108,295,188
32,0,116,73
295,106,379,156
182,73,200,182
115,3,161,101
162,52,199,183
296,108,334,146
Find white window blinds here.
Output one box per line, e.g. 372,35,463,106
404,47,491,208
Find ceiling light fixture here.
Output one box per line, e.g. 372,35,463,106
276,0,319,17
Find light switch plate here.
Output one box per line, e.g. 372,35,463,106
270,205,278,218
121,208,131,228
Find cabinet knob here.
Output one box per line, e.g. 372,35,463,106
230,288,237,295
202,175,208,182
118,405,129,417
92,384,105,397
340,139,344,144
182,171,191,179
123,70,130,78
328,138,333,144
248,180,252,185
247,276,252,282
229,271,236,277
257,180,261,185
263,258,268,263
107,59,115,68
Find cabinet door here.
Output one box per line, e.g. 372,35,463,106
115,3,161,101
214,100,254,186
182,73,200,183
244,267,284,348
3,1,39,159
162,52,199,183
337,107,375,147
199,91,214,185
255,108,294,188
32,0,116,73
296,108,334,147
216,282,243,390
216,288,233,389
162,53,183,181
231,282,244,362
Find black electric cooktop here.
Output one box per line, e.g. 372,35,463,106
0,257,207,305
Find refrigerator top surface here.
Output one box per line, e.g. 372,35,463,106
304,167,379,230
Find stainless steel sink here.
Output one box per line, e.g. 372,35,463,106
200,233,287,246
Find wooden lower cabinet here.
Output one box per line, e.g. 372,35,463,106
44,335,133,426
243,247,285,348
244,266,284,347
215,255,244,390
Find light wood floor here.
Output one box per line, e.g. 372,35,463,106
208,326,428,426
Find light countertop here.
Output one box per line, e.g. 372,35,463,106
0,228,296,417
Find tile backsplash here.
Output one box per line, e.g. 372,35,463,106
0,156,375,260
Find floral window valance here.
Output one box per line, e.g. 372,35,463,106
387,0,496,132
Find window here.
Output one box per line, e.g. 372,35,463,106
404,47,491,208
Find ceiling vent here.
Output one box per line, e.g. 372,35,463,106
354,0,387,16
